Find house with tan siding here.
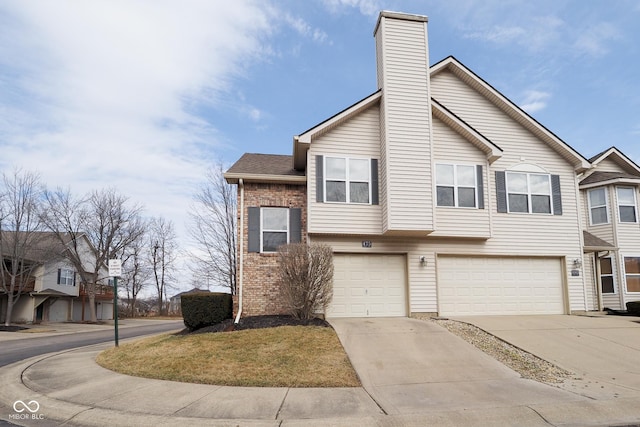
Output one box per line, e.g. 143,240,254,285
225,11,640,318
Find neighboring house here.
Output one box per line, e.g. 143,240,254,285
0,232,113,323
168,288,211,315
224,11,640,318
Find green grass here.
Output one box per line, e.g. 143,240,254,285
97,326,360,387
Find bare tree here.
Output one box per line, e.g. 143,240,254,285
41,188,144,322
148,217,177,316
0,170,51,326
277,243,334,320
187,164,237,293
116,227,151,317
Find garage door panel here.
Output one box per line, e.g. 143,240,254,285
327,254,407,318
438,256,564,316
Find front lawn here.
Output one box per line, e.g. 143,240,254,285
96,323,360,388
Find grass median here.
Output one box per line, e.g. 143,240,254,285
96,325,360,387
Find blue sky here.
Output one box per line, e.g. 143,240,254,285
1,0,639,284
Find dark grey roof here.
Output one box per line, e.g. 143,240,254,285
580,171,640,186
226,153,305,177
0,231,69,262
583,231,615,251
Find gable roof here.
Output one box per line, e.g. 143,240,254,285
430,56,591,173
293,90,382,170
1,231,68,263
431,98,503,164
224,153,306,184
588,146,640,175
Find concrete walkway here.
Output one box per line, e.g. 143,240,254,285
1,316,640,426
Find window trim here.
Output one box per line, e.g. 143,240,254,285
435,163,478,209
260,207,290,253
588,187,609,225
505,171,552,214
58,268,75,286
623,255,640,294
323,156,372,205
599,256,616,295
616,186,638,224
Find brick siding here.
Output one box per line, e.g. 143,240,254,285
234,182,307,317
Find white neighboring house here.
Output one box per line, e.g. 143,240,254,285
0,232,113,324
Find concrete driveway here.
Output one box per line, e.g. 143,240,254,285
329,317,585,417
456,314,640,400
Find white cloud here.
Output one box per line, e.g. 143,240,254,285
0,0,276,261
284,13,329,44
520,90,551,113
464,25,526,44
321,0,381,16
573,22,622,57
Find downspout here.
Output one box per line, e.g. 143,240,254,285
234,179,245,325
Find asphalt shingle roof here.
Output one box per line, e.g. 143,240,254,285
579,171,640,186
226,153,304,177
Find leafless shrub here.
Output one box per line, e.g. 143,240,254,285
277,243,333,320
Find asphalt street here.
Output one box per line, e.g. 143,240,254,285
0,321,184,367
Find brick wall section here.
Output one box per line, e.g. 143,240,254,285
234,182,307,317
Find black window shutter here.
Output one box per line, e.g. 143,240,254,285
73,272,76,286
289,208,302,243
248,207,260,253
57,269,61,285
551,175,562,215
476,165,484,209
316,155,324,203
371,159,379,205
496,171,507,213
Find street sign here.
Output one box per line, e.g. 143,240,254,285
108,259,122,277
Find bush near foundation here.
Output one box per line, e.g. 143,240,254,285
626,301,640,315
182,293,232,331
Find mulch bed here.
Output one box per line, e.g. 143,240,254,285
177,315,331,335
0,325,30,332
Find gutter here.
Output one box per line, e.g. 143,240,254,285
234,179,244,325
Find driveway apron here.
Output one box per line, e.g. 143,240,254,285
456,314,640,400
329,317,584,415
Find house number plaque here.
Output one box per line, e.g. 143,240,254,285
362,240,373,248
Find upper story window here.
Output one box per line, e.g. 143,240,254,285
496,170,562,215
247,207,302,254
617,187,637,223
315,155,379,205
436,164,478,208
325,157,370,204
588,187,609,225
57,268,76,286
507,172,551,213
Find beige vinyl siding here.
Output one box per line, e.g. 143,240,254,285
432,116,490,238
430,70,586,311
377,17,433,234
308,105,382,234
583,253,598,311
595,158,624,172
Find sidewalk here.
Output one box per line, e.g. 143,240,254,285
1,316,640,426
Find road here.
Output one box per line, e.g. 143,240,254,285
0,320,184,367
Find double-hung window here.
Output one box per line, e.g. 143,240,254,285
325,157,370,204
247,207,302,254
624,257,640,293
617,187,637,223
599,257,615,294
436,164,477,208
506,172,551,214
261,208,289,253
57,268,75,286
588,188,609,225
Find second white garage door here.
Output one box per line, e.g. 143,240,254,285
438,256,565,316
327,254,407,317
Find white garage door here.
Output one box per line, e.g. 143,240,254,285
438,256,565,316
327,254,407,317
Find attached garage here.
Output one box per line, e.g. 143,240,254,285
327,253,407,317
437,256,565,316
